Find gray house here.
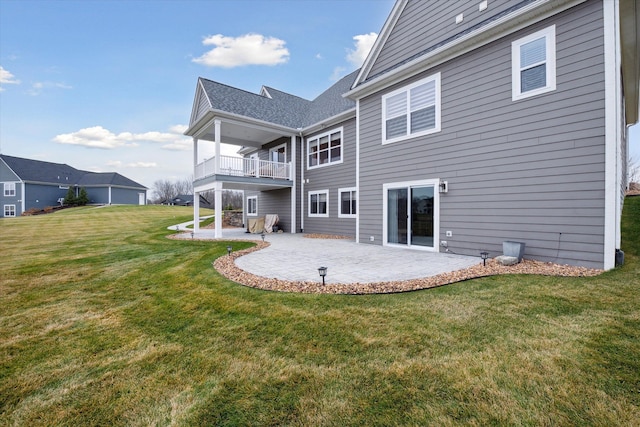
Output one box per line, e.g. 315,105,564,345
185,0,638,270
0,154,147,217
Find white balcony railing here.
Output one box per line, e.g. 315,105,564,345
195,155,291,181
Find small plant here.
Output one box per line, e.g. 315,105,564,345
77,188,89,205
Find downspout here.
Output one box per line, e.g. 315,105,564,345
299,130,305,233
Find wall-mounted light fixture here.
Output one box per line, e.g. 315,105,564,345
439,180,448,193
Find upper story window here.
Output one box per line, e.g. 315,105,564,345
4,183,16,197
307,128,343,169
382,72,441,144
512,25,556,101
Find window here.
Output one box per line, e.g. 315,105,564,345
338,188,356,218
307,128,342,169
270,144,286,163
512,25,556,100
4,205,16,217
382,73,441,144
247,196,257,216
4,183,16,197
308,190,329,217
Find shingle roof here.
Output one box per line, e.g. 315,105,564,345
199,68,359,129
0,154,147,189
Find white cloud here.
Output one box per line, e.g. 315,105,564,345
54,125,191,150
107,160,157,168
346,32,378,67
192,33,290,68
330,66,347,82
0,66,20,91
27,81,72,96
315,53,323,60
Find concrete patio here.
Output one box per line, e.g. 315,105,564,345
171,222,480,285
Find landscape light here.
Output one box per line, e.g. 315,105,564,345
261,232,265,242
318,266,328,285
480,251,489,266
227,245,232,256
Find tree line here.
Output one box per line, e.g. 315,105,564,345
150,178,243,209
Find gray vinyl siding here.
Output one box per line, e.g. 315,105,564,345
87,187,110,204
250,137,293,232
369,0,523,79
358,0,607,268
24,183,68,211
192,86,211,125
111,187,145,205
303,118,357,237
1,161,21,216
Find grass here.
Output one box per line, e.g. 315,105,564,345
1,200,639,426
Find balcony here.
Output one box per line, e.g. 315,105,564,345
195,155,292,182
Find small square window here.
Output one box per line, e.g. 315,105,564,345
4,204,16,217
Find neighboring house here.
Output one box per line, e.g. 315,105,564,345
185,0,639,270
161,194,212,208
0,154,147,217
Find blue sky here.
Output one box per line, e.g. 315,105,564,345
0,0,638,190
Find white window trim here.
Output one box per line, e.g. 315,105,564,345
4,204,16,217
382,72,441,145
4,182,16,197
308,189,329,218
247,196,258,216
512,25,556,101
338,187,357,219
269,143,287,163
306,127,344,170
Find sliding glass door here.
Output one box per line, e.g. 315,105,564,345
386,182,437,249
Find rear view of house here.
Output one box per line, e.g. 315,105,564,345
0,154,147,216
185,0,638,270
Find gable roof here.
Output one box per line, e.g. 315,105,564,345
0,154,147,189
194,69,359,131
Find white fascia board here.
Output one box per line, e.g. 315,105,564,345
185,109,299,139
345,0,586,100
299,108,356,136
353,0,409,88
188,79,213,126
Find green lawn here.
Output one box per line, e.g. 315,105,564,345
1,201,639,426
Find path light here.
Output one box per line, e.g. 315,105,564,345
318,266,328,285
190,231,194,239
480,251,489,266
261,232,265,242
227,245,232,257
175,226,179,231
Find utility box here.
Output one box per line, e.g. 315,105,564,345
503,241,525,262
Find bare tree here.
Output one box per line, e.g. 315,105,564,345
629,155,639,184
152,179,176,204
174,176,193,196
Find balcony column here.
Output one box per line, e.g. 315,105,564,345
193,191,200,233
193,137,199,229
214,119,221,175
290,135,296,234
193,137,198,177
214,181,223,238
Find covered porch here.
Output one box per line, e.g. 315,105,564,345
186,111,299,238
